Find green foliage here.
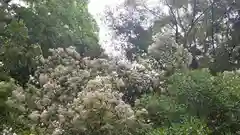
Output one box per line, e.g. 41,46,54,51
116,0,240,73
139,69,240,134
0,19,43,85
138,94,187,127
212,71,240,133
2,0,240,134
167,69,218,118
167,70,240,134
0,79,18,131
0,80,15,111
0,0,104,132
0,0,102,85
147,116,211,135
137,70,217,128
18,0,101,57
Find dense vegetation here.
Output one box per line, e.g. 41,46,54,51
1,0,240,134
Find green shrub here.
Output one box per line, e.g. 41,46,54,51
0,79,15,111
146,116,211,135
0,20,43,86
167,69,220,118
138,69,217,127
0,79,17,131
167,69,240,134
211,71,240,134
137,94,188,127
140,69,240,134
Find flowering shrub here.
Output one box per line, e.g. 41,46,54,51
148,32,192,71
4,46,240,135
1,126,17,135
5,46,154,135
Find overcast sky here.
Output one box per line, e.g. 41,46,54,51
88,0,122,58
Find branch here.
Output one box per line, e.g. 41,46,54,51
192,0,197,51
164,0,187,44
176,9,186,32
164,0,186,32
142,5,176,31
165,1,179,26
186,2,215,38
142,4,162,18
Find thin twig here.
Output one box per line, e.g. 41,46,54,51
186,2,215,38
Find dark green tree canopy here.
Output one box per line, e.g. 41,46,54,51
0,0,102,85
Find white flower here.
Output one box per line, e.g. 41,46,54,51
42,96,51,106
134,99,141,106
65,47,75,56
58,114,65,123
29,111,40,122
6,46,153,134
48,104,57,114
39,74,48,86
18,105,26,112
0,61,4,67
73,51,81,60
82,70,90,78
52,128,63,135
116,78,125,89
40,110,49,122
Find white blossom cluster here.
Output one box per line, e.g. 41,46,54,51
148,32,193,70
0,61,4,67
1,126,17,135
6,46,158,135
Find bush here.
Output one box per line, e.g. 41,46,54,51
5,47,151,135
137,70,216,127
211,71,240,134
137,94,187,127
0,19,43,86
167,69,220,118
0,78,15,124
146,116,211,135
167,69,240,134
139,69,240,134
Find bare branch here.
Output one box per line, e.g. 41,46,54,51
186,2,215,38
141,4,176,31
176,9,186,32
142,4,162,18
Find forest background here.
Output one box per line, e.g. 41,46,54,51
1,0,240,134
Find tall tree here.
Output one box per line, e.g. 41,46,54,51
16,0,102,57
0,0,102,85
106,0,240,73
104,2,153,61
